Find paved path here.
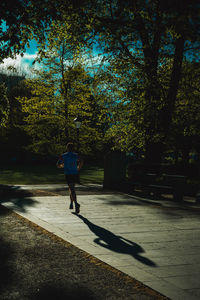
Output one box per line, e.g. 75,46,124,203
1,184,200,300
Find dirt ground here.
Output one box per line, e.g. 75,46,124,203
0,199,170,300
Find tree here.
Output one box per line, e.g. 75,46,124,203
34,16,95,138
0,82,9,128
18,62,108,156
19,19,111,156
63,0,200,162
170,61,200,163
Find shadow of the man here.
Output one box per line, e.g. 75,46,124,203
76,214,156,267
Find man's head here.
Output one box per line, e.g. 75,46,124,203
66,142,74,152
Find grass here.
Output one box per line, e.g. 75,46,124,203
0,164,104,185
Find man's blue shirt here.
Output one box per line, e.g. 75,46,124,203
60,152,79,175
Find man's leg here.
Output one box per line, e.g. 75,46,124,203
68,183,80,213
68,183,76,203
65,176,73,209
69,193,74,209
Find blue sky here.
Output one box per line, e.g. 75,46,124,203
26,40,38,55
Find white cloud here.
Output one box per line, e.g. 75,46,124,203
1,53,38,76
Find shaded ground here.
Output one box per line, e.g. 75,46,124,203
0,203,169,300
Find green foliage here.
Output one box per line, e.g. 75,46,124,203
170,61,200,159
0,0,59,61
18,77,64,155
0,83,9,128
18,67,109,156
17,21,110,156
0,70,31,156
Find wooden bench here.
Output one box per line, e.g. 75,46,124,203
130,173,187,202
147,174,187,202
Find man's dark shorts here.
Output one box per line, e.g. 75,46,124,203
65,174,79,185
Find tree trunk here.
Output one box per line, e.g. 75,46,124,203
136,6,165,163
162,36,185,140
60,42,70,141
144,36,185,163
143,75,165,163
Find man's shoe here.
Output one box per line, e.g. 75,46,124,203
75,203,80,214
69,202,73,209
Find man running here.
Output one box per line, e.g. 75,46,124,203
57,142,83,214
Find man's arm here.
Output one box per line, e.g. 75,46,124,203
56,156,64,168
77,156,83,171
